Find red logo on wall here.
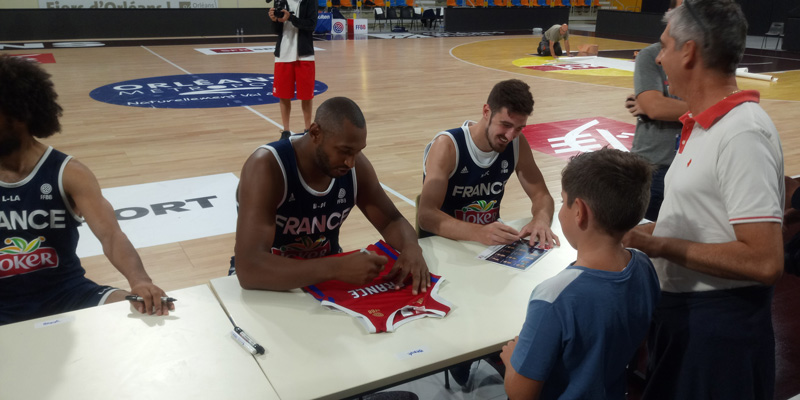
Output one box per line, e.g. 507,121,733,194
523,117,636,161
10,54,56,64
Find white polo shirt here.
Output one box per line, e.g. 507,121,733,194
652,90,784,293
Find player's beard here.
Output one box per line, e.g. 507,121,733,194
484,117,507,153
315,144,347,179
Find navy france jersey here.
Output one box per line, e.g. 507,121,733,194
265,138,356,259
0,147,86,298
421,123,518,237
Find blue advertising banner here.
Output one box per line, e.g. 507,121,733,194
90,73,328,109
316,12,332,33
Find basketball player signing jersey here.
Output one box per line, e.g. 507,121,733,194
0,147,86,301
265,138,356,259
304,241,453,333
421,123,518,237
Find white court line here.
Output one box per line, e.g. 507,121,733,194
141,45,192,74
140,45,415,207
381,183,416,206
447,38,800,104
141,45,283,130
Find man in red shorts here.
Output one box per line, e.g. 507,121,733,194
269,0,318,140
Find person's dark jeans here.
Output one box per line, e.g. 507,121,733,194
644,165,669,222
537,37,562,56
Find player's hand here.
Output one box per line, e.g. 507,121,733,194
519,219,560,249
268,8,278,21
500,336,519,368
384,245,430,295
277,10,291,23
335,251,387,285
475,222,521,246
622,223,658,256
625,94,644,117
129,281,174,316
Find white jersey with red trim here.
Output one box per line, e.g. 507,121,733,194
653,91,784,292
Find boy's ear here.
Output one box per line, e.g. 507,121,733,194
574,198,590,230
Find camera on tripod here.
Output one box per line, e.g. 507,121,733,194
270,0,289,19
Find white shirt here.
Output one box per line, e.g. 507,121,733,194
276,0,314,63
652,91,784,292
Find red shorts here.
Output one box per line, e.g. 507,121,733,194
273,61,316,100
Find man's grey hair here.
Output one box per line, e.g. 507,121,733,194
663,0,747,75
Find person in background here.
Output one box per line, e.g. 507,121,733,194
624,0,687,221
537,24,571,60
269,0,318,140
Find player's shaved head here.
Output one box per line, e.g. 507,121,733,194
314,97,366,136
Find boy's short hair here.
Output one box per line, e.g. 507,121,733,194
562,148,653,235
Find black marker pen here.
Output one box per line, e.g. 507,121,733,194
234,326,266,355
125,295,177,303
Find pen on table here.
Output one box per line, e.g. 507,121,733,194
230,330,258,355
124,295,177,303
234,326,266,355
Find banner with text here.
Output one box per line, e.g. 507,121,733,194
39,0,218,8
76,173,238,258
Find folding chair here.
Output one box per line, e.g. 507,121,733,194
762,22,785,50
373,7,387,31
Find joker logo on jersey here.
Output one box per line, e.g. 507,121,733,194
272,236,332,259
0,236,59,279
455,200,499,225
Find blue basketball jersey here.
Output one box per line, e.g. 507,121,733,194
422,125,518,236
265,138,356,259
0,147,86,299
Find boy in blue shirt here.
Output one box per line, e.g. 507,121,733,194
499,148,661,399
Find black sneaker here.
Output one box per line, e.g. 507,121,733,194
280,130,291,140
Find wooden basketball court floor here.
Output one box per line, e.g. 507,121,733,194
4,33,800,294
